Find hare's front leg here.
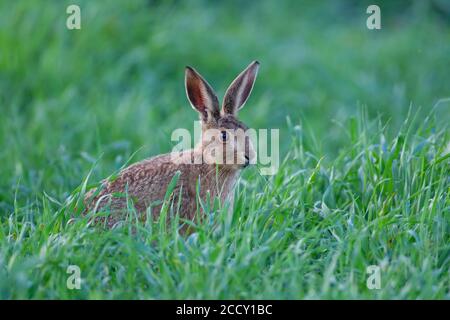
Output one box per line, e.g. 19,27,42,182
224,190,235,217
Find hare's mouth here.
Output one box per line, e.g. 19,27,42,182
243,155,250,168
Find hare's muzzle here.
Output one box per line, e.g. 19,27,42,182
244,155,250,167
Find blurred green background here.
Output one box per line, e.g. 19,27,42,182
0,0,449,219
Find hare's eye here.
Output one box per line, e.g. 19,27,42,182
220,130,228,142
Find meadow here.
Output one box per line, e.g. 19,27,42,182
0,0,449,299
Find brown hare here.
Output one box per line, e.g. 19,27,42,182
84,61,260,228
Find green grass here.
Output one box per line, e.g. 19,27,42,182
0,0,449,299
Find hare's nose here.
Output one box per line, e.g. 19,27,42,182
244,155,250,167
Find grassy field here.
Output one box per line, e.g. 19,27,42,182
0,0,449,299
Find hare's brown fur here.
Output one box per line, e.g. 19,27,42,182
84,61,260,228
85,152,239,227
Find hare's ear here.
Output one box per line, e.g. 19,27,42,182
185,66,220,123
222,61,259,116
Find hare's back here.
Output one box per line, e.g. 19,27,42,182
86,153,182,213
110,153,179,197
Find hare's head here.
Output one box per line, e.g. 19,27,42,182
185,61,259,169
